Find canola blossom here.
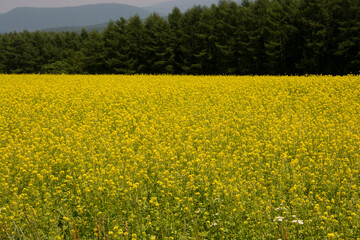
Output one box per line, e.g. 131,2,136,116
0,75,359,239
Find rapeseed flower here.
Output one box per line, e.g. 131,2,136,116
0,75,359,239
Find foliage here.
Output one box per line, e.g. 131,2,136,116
0,0,359,75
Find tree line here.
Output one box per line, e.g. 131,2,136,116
0,0,359,75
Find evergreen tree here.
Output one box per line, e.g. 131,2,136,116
1,32,39,73
265,0,302,74
249,0,271,74
103,18,129,73
125,15,146,74
81,30,106,74
0,0,359,75
41,32,68,73
298,0,329,74
181,6,207,74
235,0,259,74
168,7,185,74
212,0,240,74
195,4,221,74
332,0,360,74
0,35,6,73
143,13,173,74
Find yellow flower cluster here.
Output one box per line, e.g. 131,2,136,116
0,75,359,239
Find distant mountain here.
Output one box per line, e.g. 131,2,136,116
0,3,150,33
41,22,109,33
144,0,221,15
0,1,243,34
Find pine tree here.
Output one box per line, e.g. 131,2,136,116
168,7,185,74
265,0,301,74
81,30,106,74
103,18,130,73
0,34,6,73
143,13,173,74
125,15,146,74
297,0,329,74
332,0,360,74
181,5,207,74
212,0,240,74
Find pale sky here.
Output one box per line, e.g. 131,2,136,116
0,0,171,13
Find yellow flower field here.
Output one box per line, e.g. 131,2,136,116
0,75,359,239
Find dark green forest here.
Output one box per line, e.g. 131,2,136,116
0,0,359,75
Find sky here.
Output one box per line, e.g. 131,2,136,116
0,0,171,13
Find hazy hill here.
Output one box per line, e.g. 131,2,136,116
41,23,109,33
0,3,150,33
43,0,227,33
0,1,239,33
